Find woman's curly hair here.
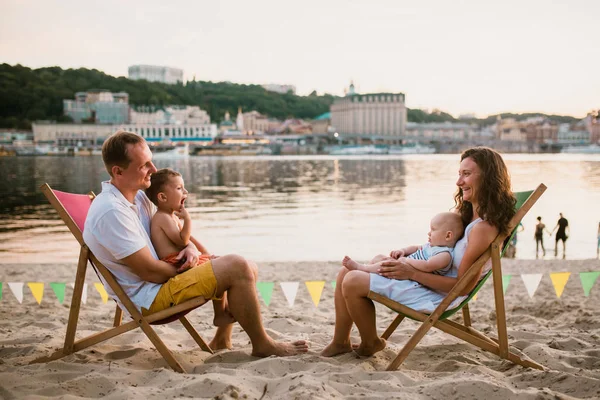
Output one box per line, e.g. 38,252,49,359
454,147,516,235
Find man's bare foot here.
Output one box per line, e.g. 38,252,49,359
320,341,355,357
355,338,386,357
208,337,232,351
342,256,363,271
213,311,236,327
251,340,309,357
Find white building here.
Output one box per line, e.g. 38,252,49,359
261,84,296,94
330,83,407,141
405,122,481,140
128,65,184,84
32,122,116,146
119,123,217,143
130,105,211,125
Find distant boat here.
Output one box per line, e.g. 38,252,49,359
561,144,600,154
388,144,436,155
326,145,388,155
152,144,189,159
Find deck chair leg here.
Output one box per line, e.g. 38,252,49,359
63,246,89,354
113,305,123,327
381,315,405,340
462,304,472,327
179,317,213,354
491,244,509,358
136,318,187,373
387,316,436,371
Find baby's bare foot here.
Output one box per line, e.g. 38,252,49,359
252,340,309,357
342,256,362,271
320,341,354,357
355,338,386,357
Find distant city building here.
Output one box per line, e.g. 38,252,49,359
330,82,407,142
405,122,480,140
118,123,217,142
219,111,236,133
261,84,296,94
242,110,273,134
591,111,600,144
128,65,183,84
130,105,210,125
32,122,116,146
311,112,332,134
236,107,244,132
271,119,312,134
63,90,129,124
556,123,589,145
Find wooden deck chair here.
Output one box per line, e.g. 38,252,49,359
368,183,547,371
35,183,213,373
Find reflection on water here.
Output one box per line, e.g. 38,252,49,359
1,154,599,263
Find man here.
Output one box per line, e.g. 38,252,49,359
551,212,569,258
83,130,308,357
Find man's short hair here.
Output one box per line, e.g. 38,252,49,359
145,168,182,206
102,130,145,177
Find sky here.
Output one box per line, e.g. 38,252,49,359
1,0,598,118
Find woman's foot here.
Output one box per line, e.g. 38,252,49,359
320,340,354,357
355,338,386,357
251,339,309,357
342,256,363,271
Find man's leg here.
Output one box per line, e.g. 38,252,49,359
211,255,308,357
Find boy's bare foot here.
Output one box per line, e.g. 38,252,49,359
342,256,363,271
320,341,354,357
209,337,233,351
355,338,386,357
251,340,309,357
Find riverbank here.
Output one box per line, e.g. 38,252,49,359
1,258,599,399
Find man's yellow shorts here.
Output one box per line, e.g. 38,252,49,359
144,259,221,315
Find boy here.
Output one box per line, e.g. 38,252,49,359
343,212,464,275
146,168,233,326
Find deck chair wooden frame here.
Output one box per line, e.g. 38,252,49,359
37,183,213,373
369,183,547,371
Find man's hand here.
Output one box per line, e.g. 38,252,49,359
390,249,405,259
175,244,200,273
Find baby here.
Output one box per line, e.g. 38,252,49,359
146,168,233,326
343,212,464,275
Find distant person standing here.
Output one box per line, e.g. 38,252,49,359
551,213,569,258
597,222,600,258
534,216,550,258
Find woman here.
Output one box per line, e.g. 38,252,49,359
321,147,516,357
534,216,550,257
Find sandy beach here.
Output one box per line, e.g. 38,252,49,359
1,258,600,399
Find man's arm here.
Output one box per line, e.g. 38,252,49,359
402,252,452,273
121,246,178,283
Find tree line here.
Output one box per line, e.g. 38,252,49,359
0,63,579,130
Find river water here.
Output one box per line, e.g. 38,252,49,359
1,153,599,263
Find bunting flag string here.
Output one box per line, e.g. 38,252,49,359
0,272,599,306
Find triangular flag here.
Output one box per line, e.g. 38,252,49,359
502,275,512,294
550,272,571,298
50,283,66,304
280,282,299,307
94,283,109,304
521,274,543,298
579,271,600,297
71,283,88,304
331,281,336,289
28,282,44,304
256,282,274,306
8,282,24,303
305,281,325,307
472,293,477,301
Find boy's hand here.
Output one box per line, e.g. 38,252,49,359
390,249,405,259
174,203,190,220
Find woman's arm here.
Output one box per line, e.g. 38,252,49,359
379,221,498,296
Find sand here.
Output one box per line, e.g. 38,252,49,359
1,258,600,399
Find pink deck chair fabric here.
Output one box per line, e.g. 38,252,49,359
53,190,93,232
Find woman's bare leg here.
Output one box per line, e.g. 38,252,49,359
320,267,355,356
342,270,386,356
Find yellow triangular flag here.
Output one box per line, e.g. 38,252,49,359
472,293,477,301
94,283,109,304
305,281,325,307
28,282,44,304
550,272,571,298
